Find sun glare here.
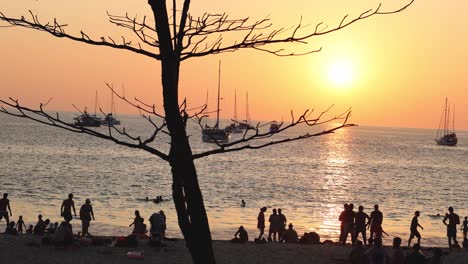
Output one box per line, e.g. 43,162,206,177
327,60,355,88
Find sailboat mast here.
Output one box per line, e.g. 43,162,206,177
111,85,114,115
443,98,448,136
452,104,455,133
246,91,250,124
94,90,98,115
234,89,238,120
215,60,221,129
447,103,450,136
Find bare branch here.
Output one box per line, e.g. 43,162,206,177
0,11,160,60
0,98,169,161
180,1,414,60
193,107,355,159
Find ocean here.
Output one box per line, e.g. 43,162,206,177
0,113,466,247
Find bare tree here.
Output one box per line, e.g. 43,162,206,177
0,1,414,263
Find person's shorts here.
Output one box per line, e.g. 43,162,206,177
410,229,421,239
447,226,457,238
355,225,366,233
63,212,72,222
0,211,8,219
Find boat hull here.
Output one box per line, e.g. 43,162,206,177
202,128,230,143
436,134,458,146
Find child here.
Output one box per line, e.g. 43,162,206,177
462,216,468,240
16,215,27,234
26,225,33,234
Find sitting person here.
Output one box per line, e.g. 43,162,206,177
133,218,148,238
26,225,33,235
33,215,46,235
47,222,57,234
52,221,74,248
4,221,18,235
231,225,248,243
283,223,299,243
405,243,427,264
349,240,366,264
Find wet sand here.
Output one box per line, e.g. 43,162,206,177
1,234,468,264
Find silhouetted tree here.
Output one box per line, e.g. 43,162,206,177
0,1,413,263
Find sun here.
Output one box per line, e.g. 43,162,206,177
327,60,355,88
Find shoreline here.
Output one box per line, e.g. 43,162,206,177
1,234,467,264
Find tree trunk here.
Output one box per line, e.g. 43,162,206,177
148,0,216,263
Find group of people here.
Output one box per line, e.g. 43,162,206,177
129,209,167,243
255,207,299,243
338,203,467,250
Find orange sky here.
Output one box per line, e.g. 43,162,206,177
1,0,467,129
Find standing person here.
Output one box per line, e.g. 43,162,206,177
368,204,383,245
342,203,356,245
461,216,467,240
339,203,349,244
354,206,370,245
257,207,267,240
408,211,424,247
79,199,95,237
0,193,12,227
442,206,460,248
60,193,76,222
149,211,165,243
268,208,279,241
16,215,26,234
277,208,287,242
33,214,45,235
159,210,166,240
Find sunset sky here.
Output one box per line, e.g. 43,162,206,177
1,0,467,130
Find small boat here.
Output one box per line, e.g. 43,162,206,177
224,90,244,133
101,113,121,126
72,91,101,127
101,86,121,126
269,122,280,133
72,113,101,127
202,61,231,143
435,98,457,146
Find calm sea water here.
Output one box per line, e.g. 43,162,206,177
0,113,467,247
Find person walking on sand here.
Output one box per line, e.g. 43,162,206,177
354,205,370,245
408,211,424,248
0,193,12,227
368,204,383,245
129,210,142,229
257,207,267,240
443,206,460,249
60,193,76,222
79,199,95,237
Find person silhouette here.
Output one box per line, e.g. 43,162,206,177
257,207,267,240
241,199,246,207
268,208,280,241
461,216,468,240
277,208,287,241
60,193,76,222
0,193,12,227
338,203,349,244
354,206,370,245
368,204,383,245
443,206,460,249
79,199,95,237
408,211,424,247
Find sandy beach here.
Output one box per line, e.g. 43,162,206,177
1,234,467,264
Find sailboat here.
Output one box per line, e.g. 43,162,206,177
225,90,243,133
101,85,121,126
72,91,102,127
435,98,457,146
236,92,255,130
202,61,231,143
